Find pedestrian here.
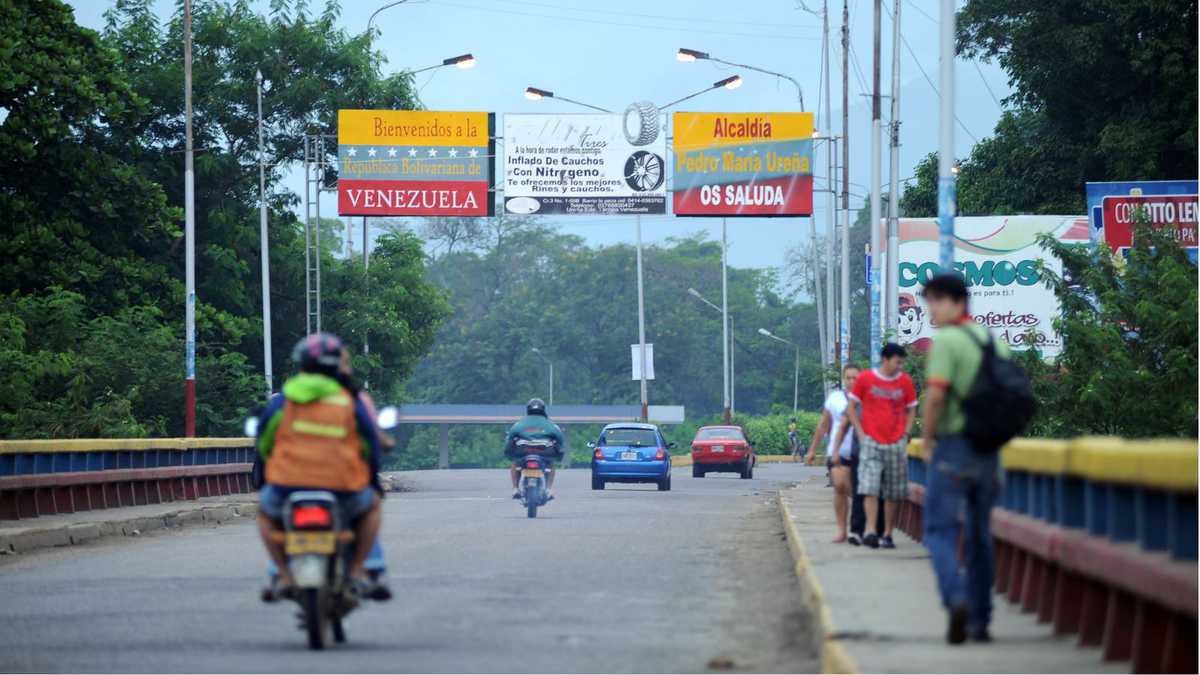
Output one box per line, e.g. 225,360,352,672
830,407,886,546
806,365,860,542
843,342,917,549
788,418,805,460
919,273,1013,644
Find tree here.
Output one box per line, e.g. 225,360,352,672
1026,218,1197,438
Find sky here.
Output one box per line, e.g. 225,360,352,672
66,0,1013,276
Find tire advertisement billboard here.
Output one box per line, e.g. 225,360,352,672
892,216,1090,358
337,110,495,217
671,112,814,217
503,111,667,215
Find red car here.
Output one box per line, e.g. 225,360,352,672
690,425,755,479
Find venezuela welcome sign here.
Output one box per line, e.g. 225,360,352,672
672,112,814,217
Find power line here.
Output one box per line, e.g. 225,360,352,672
896,31,980,142
973,59,1003,107
481,0,820,30
436,1,821,42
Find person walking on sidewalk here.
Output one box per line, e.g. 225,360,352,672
844,342,917,549
806,365,860,542
920,273,1017,644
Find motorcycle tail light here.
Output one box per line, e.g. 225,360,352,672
292,505,331,528
525,460,540,469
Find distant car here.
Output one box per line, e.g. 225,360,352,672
691,425,755,479
589,423,674,491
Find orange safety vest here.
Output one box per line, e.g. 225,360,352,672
265,388,370,491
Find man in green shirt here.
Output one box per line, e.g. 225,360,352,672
920,273,1005,646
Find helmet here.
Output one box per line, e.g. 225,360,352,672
526,398,547,417
291,332,345,375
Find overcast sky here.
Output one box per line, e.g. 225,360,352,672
66,0,1012,275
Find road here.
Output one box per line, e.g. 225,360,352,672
0,463,823,673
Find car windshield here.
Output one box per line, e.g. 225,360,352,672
696,428,744,441
600,428,658,447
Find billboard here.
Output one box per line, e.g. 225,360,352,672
1085,180,1197,245
1101,194,1198,258
503,113,667,215
672,112,814,217
337,110,495,217
893,216,1090,358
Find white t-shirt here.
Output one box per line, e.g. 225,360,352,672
823,389,855,458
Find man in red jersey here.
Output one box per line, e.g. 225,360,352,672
844,342,917,549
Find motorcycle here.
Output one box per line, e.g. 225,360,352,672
514,438,556,518
243,405,400,650
279,490,358,650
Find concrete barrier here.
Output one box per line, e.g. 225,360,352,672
0,438,255,520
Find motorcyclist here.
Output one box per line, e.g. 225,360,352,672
504,398,565,500
254,333,386,601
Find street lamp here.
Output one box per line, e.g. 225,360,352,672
676,48,803,109
759,328,800,414
688,287,733,423
255,69,273,397
411,53,476,74
527,80,743,420
530,347,554,406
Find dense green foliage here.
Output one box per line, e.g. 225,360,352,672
1020,220,1198,438
901,0,1197,217
0,0,445,437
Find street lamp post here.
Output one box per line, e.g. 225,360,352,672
183,0,197,436
255,69,273,397
759,328,800,413
526,78,742,421
688,287,732,423
530,348,554,406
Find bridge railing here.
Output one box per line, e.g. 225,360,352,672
0,439,255,521
899,436,1197,673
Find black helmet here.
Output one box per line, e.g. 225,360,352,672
292,332,345,375
526,398,547,417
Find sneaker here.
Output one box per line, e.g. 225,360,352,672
512,489,522,499
970,628,992,643
862,533,880,549
880,535,896,549
847,533,862,546
367,578,393,602
947,606,969,645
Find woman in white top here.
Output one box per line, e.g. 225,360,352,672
806,365,862,543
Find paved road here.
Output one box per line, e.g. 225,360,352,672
0,463,823,673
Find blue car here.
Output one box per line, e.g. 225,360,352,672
589,423,675,491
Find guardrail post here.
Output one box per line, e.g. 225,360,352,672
1057,475,1085,529
438,424,450,470
1167,492,1197,560
1135,486,1169,552
1085,481,1108,536
1108,485,1137,542
1078,577,1109,646
1102,588,1136,661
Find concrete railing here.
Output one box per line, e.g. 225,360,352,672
0,439,255,520
898,437,1197,673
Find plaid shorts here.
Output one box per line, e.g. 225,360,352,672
857,435,909,500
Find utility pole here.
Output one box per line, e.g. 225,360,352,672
823,0,836,390
886,0,902,334
869,0,883,366
721,218,731,424
937,0,956,269
840,0,852,370
183,0,197,436
255,69,273,397
635,215,649,421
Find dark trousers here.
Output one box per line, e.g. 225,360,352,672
847,453,884,537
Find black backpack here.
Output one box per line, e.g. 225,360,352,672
956,327,1036,453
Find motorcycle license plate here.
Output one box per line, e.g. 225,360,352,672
522,469,544,478
621,451,638,460
713,445,725,453
285,531,336,555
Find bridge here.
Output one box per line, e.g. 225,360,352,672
0,435,1194,673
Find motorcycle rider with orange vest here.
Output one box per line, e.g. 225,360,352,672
254,333,384,600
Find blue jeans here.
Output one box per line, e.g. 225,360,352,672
924,434,1000,631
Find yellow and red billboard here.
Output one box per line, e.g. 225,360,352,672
337,110,494,217
672,112,814,217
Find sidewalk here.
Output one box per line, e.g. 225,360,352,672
0,494,257,556
780,477,1125,674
